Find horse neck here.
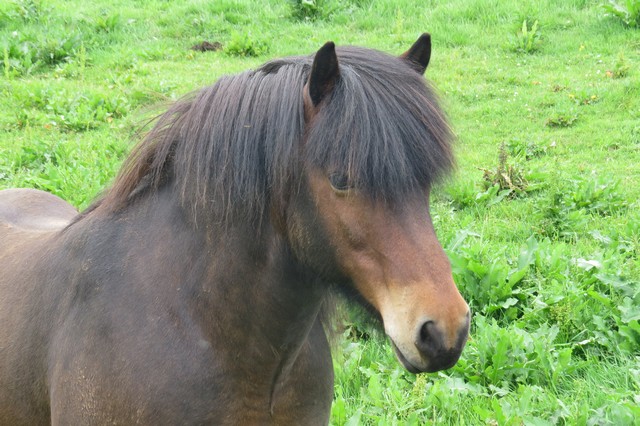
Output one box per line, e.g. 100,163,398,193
196,215,327,359
94,186,327,376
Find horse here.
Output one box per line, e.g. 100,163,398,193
0,34,470,425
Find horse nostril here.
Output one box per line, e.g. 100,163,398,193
419,321,434,346
414,319,466,372
416,320,441,356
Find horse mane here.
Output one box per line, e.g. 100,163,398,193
95,45,454,223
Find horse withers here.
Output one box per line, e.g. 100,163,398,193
0,34,469,424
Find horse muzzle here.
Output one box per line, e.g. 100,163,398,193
387,311,470,373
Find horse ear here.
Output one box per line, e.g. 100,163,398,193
400,33,431,75
308,41,340,106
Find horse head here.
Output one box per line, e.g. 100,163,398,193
292,35,470,373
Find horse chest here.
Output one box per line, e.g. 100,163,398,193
45,312,333,425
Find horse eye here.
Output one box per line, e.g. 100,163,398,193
328,173,352,192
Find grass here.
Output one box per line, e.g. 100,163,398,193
2,0,639,424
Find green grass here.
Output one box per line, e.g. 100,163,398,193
2,0,639,424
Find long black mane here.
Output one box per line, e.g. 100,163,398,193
98,45,454,222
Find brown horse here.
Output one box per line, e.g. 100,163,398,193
0,34,469,425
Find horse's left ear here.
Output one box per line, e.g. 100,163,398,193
308,41,340,107
400,33,431,75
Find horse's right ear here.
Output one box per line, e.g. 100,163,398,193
400,33,431,75
308,41,339,107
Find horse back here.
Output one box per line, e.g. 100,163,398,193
0,188,77,425
0,188,77,231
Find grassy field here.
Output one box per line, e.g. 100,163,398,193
1,0,639,424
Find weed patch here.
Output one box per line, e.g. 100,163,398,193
93,12,121,33
289,0,343,21
225,32,268,57
506,138,547,160
290,0,324,20
447,233,537,321
3,31,84,76
607,53,631,78
545,113,577,127
457,316,575,389
14,86,130,131
537,175,627,238
569,90,599,106
602,0,640,27
3,0,47,23
512,19,541,54
479,143,529,198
